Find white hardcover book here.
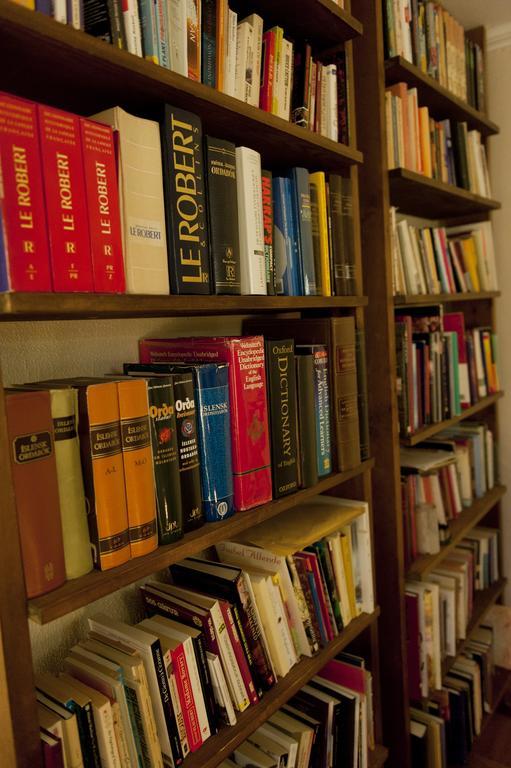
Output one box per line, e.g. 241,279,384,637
324,63,338,141
301,684,337,767
327,532,353,626
240,13,263,107
215,540,311,657
235,21,253,102
408,224,428,293
248,570,295,678
280,38,293,121
168,0,188,76
270,711,313,768
225,9,238,97
396,220,419,294
248,728,290,767
472,329,487,398
235,146,266,294
92,107,170,294
256,722,298,768
415,503,440,555
469,131,486,197
206,651,237,726
87,614,175,765
447,463,463,515
234,741,278,768
68,0,82,29
53,0,67,23
123,0,143,56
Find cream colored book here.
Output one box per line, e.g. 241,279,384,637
92,107,170,295
49,387,93,580
36,691,84,768
327,532,353,627
247,569,296,678
236,146,266,295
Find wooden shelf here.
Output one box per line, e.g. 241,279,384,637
400,392,503,447
407,485,506,578
181,609,380,768
394,291,500,307
28,459,374,624
385,56,499,137
442,577,507,677
0,1,362,174
388,168,501,218
0,292,367,322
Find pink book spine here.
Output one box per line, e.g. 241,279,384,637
172,645,202,751
317,658,366,694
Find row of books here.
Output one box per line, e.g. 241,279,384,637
400,425,496,566
406,526,500,701
395,307,500,436
0,90,357,297
391,213,498,297
383,1,485,110
385,83,491,197
20,0,350,142
37,512,374,768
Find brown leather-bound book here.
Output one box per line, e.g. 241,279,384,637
5,390,66,598
116,379,158,558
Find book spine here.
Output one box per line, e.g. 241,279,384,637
355,329,370,462
172,645,202,751
208,601,250,712
79,118,125,293
172,372,204,531
219,601,258,706
77,383,130,570
82,0,113,44
332,316,361,470
340,175,356,294
37,104,94,292
205,136,241,294
161,105,211,293
150,642,184,764
187,0,201,81
292,167,316,295
168,0,188,76
309,171,331,296
155,0,170,67
311,347,332,477
235,146,266,295
138,0,159,62
286,555,318,653
122,0,143,55
0,93,52,291
201,0,216,86
191,633,218,737
235,572,275,694
261,170,275,295
224,9,238,97
260,30,275,111
296,355,319,488
195,364,234,521
272,176,289,296
265,339,299,497
117,379,158,558
146,378,183,544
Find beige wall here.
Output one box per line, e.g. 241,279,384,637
487,33,511,604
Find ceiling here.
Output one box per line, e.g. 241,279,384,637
442,0,511,31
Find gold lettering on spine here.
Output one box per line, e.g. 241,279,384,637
12,145,34,230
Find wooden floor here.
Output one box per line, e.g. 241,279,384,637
470,706,511,767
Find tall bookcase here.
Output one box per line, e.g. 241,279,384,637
355,4,508,767
0,2,389,767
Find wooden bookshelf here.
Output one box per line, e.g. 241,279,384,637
394,291,500,307
407,485,506,578
28,459,374,624
182,609,380,768
388,168,501,218
384,56,499,137
400,392,503,447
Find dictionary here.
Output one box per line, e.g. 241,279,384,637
37,104,94,292
0,91,52,291
161,105,211,294
80,118,125,293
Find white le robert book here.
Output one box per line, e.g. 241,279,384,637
235,147,267,295
91,107,170,295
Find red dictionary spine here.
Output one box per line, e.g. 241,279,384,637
260,31,275,112
37,104,94,292
219,600,258,706
0,91,52,291
79,118,125,293
138,336,272,511
172,645,202,752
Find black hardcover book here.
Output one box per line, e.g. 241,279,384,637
291,43,311,128
452,121,469,190
281,704,322,768
150,640,184,764
355,329,370,461
160,105,211,294
201,0,217,88
288,688,333,768
308,678,356,768
295,354,319,488
261,169,275,294
410,720,428,768
205,136,241,294
265,339,299,497
83,0,126,48
171,372,204,532
445,687,470,765
328,175,356,296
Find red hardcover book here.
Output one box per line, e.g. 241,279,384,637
79,117,125,293
37,104,94,292
40,728,65,768
139,336,272,511
218,599,258,706
0,91,52,291
444,312,471,408
260,30,275,112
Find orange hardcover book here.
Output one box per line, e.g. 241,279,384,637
418,106,432,178
5,390,66,598
116,379,158,558
77,382,130,570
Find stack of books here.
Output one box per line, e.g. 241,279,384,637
385,83,491,196
0,90,357,297
383,1,485,110
391,213,498,297
400,429,496,566
395,307,500,436
35,500,374,766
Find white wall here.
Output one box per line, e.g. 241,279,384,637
487,31,511,604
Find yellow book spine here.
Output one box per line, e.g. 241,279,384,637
340,528,358,618
309,171,331,296
462,238,481,292
271,27,283,116
418,107,432,178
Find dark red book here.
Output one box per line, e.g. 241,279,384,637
260,30,275,112
0,91,52,291
37,103,94,292
405,591,421,702
5,390,66,598
79,117,125,293
40,728,64,768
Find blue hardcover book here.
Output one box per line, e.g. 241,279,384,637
305,565,328,646
138,0,159,63
273,176,301,296
36,0,52,14
156,0,170,68
290,168,317,295
296,344,332,477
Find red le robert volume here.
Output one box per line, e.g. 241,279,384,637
37,103,94,292
80,118,125,293
0,91,52,291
